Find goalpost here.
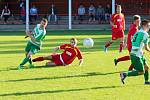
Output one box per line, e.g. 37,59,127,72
26,0,29,32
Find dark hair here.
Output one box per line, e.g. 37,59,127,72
141,19,150,26
70,38,78,43
133,15,140,21
41,18,48,23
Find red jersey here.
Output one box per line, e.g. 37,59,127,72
127,24,138,47
59,44,82,65
111,13,125,32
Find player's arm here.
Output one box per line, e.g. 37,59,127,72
145,44,150,52
1,10,4,18
110,20,117,28
77,49,83,66
54,44,67,54
78,59,83,66
26,31,36,42
123,14,125,30
53,46,59,54
144,35,150,52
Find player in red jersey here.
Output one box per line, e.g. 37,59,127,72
114,15,141,70
104,5,125,53
32,38,83,66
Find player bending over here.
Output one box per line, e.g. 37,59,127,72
120,19,150,85
114,15,141,70
104,5,125,53
32,38,83,67
18,18,48,69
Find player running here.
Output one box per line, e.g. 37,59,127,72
120,19,150,85
32,38,83,67
104,5,125,53
114,15,141,70
18,18,48,69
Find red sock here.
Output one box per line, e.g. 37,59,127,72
128,64,134,71
117,56,130,62
105,41,113,48
119,42,124,52
32,57,44,62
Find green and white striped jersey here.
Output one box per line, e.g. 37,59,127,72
29,24,46,47
131,29,149,57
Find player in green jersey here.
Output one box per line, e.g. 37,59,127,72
120,19,150,85
18,18,48,69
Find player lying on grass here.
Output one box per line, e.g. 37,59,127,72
120,19,150,85
32,38,83,67
114,15,141,70
18,18,48,69
104,5,125,53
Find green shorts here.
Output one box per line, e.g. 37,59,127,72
25,41,40,54
130,54,146,72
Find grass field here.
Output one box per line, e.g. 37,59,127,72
0,30,150,100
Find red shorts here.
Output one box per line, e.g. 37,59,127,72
112,30,124,40
51,54,63,66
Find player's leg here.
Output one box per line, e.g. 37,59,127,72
32,55,53,62
119,37,124,53
18,51,33,69
18,42,39,69
46,61,57,67
120,55,144,84
128,64,134,71
104,39,114,52
114,56,130,66
143,57,150,84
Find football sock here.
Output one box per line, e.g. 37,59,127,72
144,70,149,82
117,56,130,62
20,57,30,65
32,57,44,62
105,41,113,48
128,64,134,71
29,58,32,65
126,70,138,76
119,41,124,52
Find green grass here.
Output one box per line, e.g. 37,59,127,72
0,30,150,100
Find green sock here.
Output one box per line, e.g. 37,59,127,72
29,58,32,65
20,57,30,65
144,70,149,82
126,70,139,76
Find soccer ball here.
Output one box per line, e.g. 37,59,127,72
83,38,94,48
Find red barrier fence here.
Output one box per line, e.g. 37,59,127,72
0,0,150,16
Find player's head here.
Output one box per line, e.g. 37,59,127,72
141,19,150,32
40,18,48,28
70,38,78,47
133,15,141,27
4,5,8,9
116,5,121,13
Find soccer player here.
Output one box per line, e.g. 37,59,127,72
104,5,125,53
120,19,150,85
114,15,141,71
32,38,83,67
18,18,48,69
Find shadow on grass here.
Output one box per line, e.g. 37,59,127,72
0,85,121,96
2,71,120,83
0,37,121,54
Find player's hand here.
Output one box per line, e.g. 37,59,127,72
52,52,56,55
113,25,117,28
124,43,127,48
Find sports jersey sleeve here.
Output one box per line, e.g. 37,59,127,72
76,49,83,60
111,14,115,22
59,44,68,50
